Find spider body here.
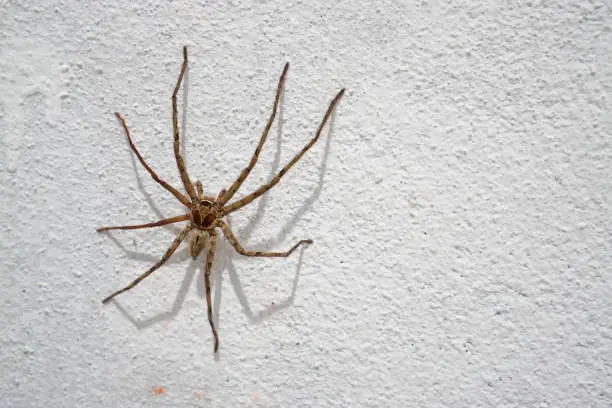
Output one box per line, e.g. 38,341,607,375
98,46,344,353
188,186,221,257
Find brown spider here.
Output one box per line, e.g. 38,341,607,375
98,46,345,352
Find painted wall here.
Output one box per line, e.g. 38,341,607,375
1,1,610,407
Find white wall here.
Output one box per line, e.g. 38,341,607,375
1,1,610,407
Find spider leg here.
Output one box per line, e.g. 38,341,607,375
115,113,191,207
219,221,311,257
204,230,219,352
222,88,345,216
97,213,190,232
172,46,198,201
195,181,204,199
102,224,192,303
219,63,289,206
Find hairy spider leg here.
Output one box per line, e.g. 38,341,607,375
222,88,345,215
219,62,289,205
97,213,191,232
172,46,198,201
204,230,219,352
115,112,191,206
219,221,311,257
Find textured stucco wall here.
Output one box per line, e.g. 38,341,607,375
1,1,611,407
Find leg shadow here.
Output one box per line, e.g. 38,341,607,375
118,48,191,235
225,93,341,324
102,57,197,328
110,253,198,328
228,246,307,322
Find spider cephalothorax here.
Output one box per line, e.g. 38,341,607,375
98,46,344,353
191,199,218,227
189,181,221,228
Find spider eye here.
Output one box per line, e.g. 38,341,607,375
199,200,212,207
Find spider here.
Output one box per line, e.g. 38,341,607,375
98,46,345,352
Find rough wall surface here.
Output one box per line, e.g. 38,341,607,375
1,1,610,407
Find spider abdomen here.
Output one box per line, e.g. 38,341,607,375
189,230,209,258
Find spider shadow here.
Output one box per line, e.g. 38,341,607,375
110,249,198,328
101,231,198,326
103,60,202,328
119,59,191,235
219,92,340,326
224,242,307,323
